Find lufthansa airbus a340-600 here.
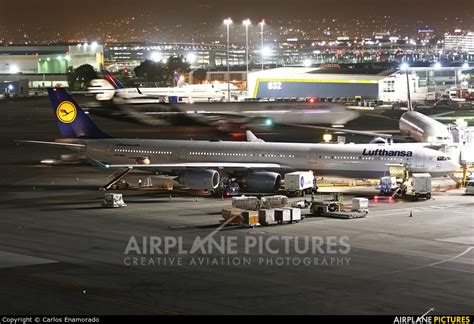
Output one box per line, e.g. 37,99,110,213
18,88,459,193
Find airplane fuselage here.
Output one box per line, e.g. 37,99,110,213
78,139,458,178
117,87,225,101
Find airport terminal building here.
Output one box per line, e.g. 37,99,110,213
1,42,471,101
247,66,472,102
0,44,104,94
247,67,386,100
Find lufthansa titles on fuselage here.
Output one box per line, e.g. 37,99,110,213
362,148,413,157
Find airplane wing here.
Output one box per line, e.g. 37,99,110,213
429,111,457,118
15,140,86,149
138,110,246,123
279,123,404,140
104,162,283,169
87,158,283,170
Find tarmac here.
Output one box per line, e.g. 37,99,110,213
0,97,472,315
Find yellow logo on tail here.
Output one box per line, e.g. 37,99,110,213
56,101,77,123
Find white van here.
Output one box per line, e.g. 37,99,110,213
465,180,474,195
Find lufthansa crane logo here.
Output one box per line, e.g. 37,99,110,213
56,101,77,123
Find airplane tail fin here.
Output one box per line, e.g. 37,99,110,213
102,70,125,89
48,88,110,139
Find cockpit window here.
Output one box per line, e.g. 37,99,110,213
437,156,450,161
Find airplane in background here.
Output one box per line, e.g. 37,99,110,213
17,88,459,193
87,71,360,128
283,107,454,147
108,100,361,128
398,110,453,146
88,70,226,103
90,71,453,147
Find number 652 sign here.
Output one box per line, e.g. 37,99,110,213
267,82,282,90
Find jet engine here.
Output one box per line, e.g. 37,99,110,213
60,153,83,162
179,169,220,190
369,137,388,144
241,171,281,192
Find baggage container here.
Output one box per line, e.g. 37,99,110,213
274,208,291,223
287,207,302,222
260,195,288,209
258,209,277,225
241,210,259,226
221,208,243,224
351,198,369,213
102,193,127,208
232,196,259,210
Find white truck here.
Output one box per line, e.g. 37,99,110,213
400,173,432,201
378,173,432,201
284,171,315,196
464,179,474,195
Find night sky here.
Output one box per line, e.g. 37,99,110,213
1,0,473,28
0,0,473,44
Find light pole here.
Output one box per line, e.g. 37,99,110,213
223,18,232,101
243,19,251,82
42,62,45,88
401,63,412,111
259,20,265,71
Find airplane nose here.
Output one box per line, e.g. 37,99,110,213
449,161,460,172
